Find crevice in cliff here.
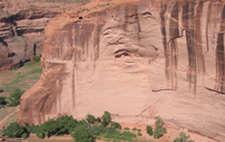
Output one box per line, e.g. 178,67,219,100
160,1,179,90
183,1,197,94
206,1,212,52
152,89,174,92
195,1,205,75
215,5,225,94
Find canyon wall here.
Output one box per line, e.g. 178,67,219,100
0,0,84,71
18,0,225,141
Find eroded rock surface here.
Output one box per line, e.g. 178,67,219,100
18,0,225,141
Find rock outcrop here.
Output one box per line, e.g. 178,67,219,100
18,0,225,141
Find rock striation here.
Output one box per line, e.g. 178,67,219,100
18,0,225,141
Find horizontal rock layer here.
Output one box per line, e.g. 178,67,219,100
18,0,225,141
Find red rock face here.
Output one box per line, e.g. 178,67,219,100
0,0,82,71
18,0,225,141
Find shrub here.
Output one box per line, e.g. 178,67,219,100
86,114,96,124
3,122,26,138
7,88,25,106
110,122,122,130
132,128,137,131
24,123,39,134
124,127,130,130
173,132,195,142
0,96,7,105
101,111,111,127
36,115,78,138
96,117,101,123
36,132,45,139
54,115,79,135
104,130,136,141
22,132,29,139
137,129,141,132
153,116,167,139
137,132,142,136
146,125,153,136
34,56,41,62
71,124,93,142
36,119,57,138
87,125,105,136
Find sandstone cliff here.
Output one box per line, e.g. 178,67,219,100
0,0,87,71
18,0,225,141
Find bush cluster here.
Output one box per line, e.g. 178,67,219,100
146,125,153,136
7,88,25,106
0,88,25,108
145,116,167,139
36,115,78,139
153,116,167,139
3,111,137,142
34,56,41,62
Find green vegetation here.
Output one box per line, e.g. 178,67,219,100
29,76,40,80
0,88,24,107
3,122,27,138
0,96,8,105
2,112,139,142
153,116,167,139
137,132,142,136
36,115,78,139
0,61,42,92
104,130,136,141
24,123,39,134
86,114,96,124
101,111,111,127
146,125,153,136
132,127,137,131
34,56,41,62
110,122,122,130
97,3,111,7
7,88,25,106
71,125,93,142
3,112,196,142
173,132,195,142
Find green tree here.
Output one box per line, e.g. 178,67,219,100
36,119,57,138
146,125,153,136
153,116,167,139
71,124,93,142
8,88,25,106
173,132,195,142
55,115,79,135
101,111,111,127
3,122,26,138
24,123,39,134
0,96,7,105
86,114,96,124
35,115,78,138
34,56,41,62
96,117,101,123
110,122,122,130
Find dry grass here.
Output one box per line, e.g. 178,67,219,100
0,106,18,121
